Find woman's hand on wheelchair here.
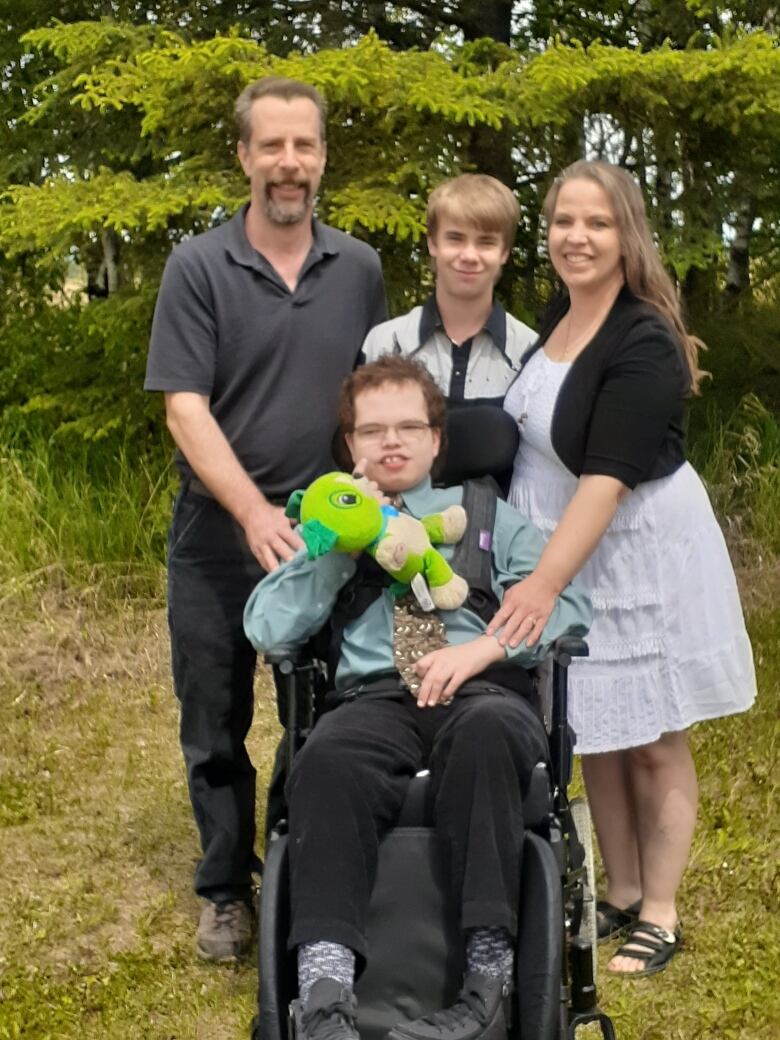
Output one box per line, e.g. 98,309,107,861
413,636,506,708
486,572,558,648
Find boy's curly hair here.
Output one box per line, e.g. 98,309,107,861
339,355,446,433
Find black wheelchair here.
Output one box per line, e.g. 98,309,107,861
251,407,617,1040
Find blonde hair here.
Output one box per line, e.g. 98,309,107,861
544,160,706,393
427,174,520,252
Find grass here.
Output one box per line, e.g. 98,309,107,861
0,593,279,1039
0,440,172,602
0,584,777,1039
689,394,780,565
0,412,778,1039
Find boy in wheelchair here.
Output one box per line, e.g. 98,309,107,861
244,356,590,1040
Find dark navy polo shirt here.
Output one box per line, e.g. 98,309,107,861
145,204,386,497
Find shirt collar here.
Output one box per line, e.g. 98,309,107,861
224,203,340,271
418,295,508,357
397,476,435,516
483,299,508,354
418,296,442,345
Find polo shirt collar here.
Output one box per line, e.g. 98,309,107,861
483,300,508,355
418,296,443,346
310,219,342,258
224,202,340,271
419,295,509,358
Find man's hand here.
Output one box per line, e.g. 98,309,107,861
413,636,506,708
485,572,559,649
242,498,304,572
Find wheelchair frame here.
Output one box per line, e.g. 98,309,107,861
252,635,616,1040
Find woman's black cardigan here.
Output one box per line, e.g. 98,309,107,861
517,287,691,490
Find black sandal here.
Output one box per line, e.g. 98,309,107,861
608,920,682,977
596,899,641,942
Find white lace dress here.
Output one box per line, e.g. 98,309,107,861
504,349,756,754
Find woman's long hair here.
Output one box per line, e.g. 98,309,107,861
544,160,706,393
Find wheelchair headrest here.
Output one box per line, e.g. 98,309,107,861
437,404,520,487
331,401,519,489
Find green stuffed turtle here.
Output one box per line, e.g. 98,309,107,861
286,471,469,610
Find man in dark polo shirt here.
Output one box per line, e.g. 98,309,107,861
145,76,386,962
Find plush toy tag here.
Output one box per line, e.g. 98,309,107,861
410,573,436,612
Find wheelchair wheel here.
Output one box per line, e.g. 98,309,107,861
570,796,598,982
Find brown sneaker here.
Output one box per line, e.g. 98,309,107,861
196,899,254,962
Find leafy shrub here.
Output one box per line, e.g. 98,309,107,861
0,284,163,453
691,393,780,564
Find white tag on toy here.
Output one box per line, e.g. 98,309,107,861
410,573,435,612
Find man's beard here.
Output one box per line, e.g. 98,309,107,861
263,181,312,225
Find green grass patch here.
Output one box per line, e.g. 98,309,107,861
1,592,777,1039
0,439,172,603
0,387,776,611
0,597,281,1039
594,607,780,1040
689,394,780,563
0,396,777,1038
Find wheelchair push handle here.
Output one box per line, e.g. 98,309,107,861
550,636,588,801
552,636,589,668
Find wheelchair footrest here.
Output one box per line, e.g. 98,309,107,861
568,1009,617,1039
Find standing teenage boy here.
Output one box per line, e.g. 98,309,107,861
361,175,534,405
244,356,589,1040
145,76,386,962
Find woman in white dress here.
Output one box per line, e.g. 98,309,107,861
491,160,756,977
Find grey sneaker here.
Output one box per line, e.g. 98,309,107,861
291,978,360,1040
196,899,254,962
386,973,510,1040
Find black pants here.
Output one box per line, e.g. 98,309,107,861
167,485,265,901
286,688,549,961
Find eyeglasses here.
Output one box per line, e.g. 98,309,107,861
351,421,433,443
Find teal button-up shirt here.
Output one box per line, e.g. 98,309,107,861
244,478,591,692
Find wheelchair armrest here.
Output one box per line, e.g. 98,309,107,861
264,645,312,672
266,645,325,767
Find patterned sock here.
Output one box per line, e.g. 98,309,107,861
465,927,514,986
297,941,356,1003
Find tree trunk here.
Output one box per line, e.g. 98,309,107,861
85,228,121,299
725,197,755,300
520,202,541,317
679,147,719,315
457,0,512,44
653,149,675,237
102,228,121,295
